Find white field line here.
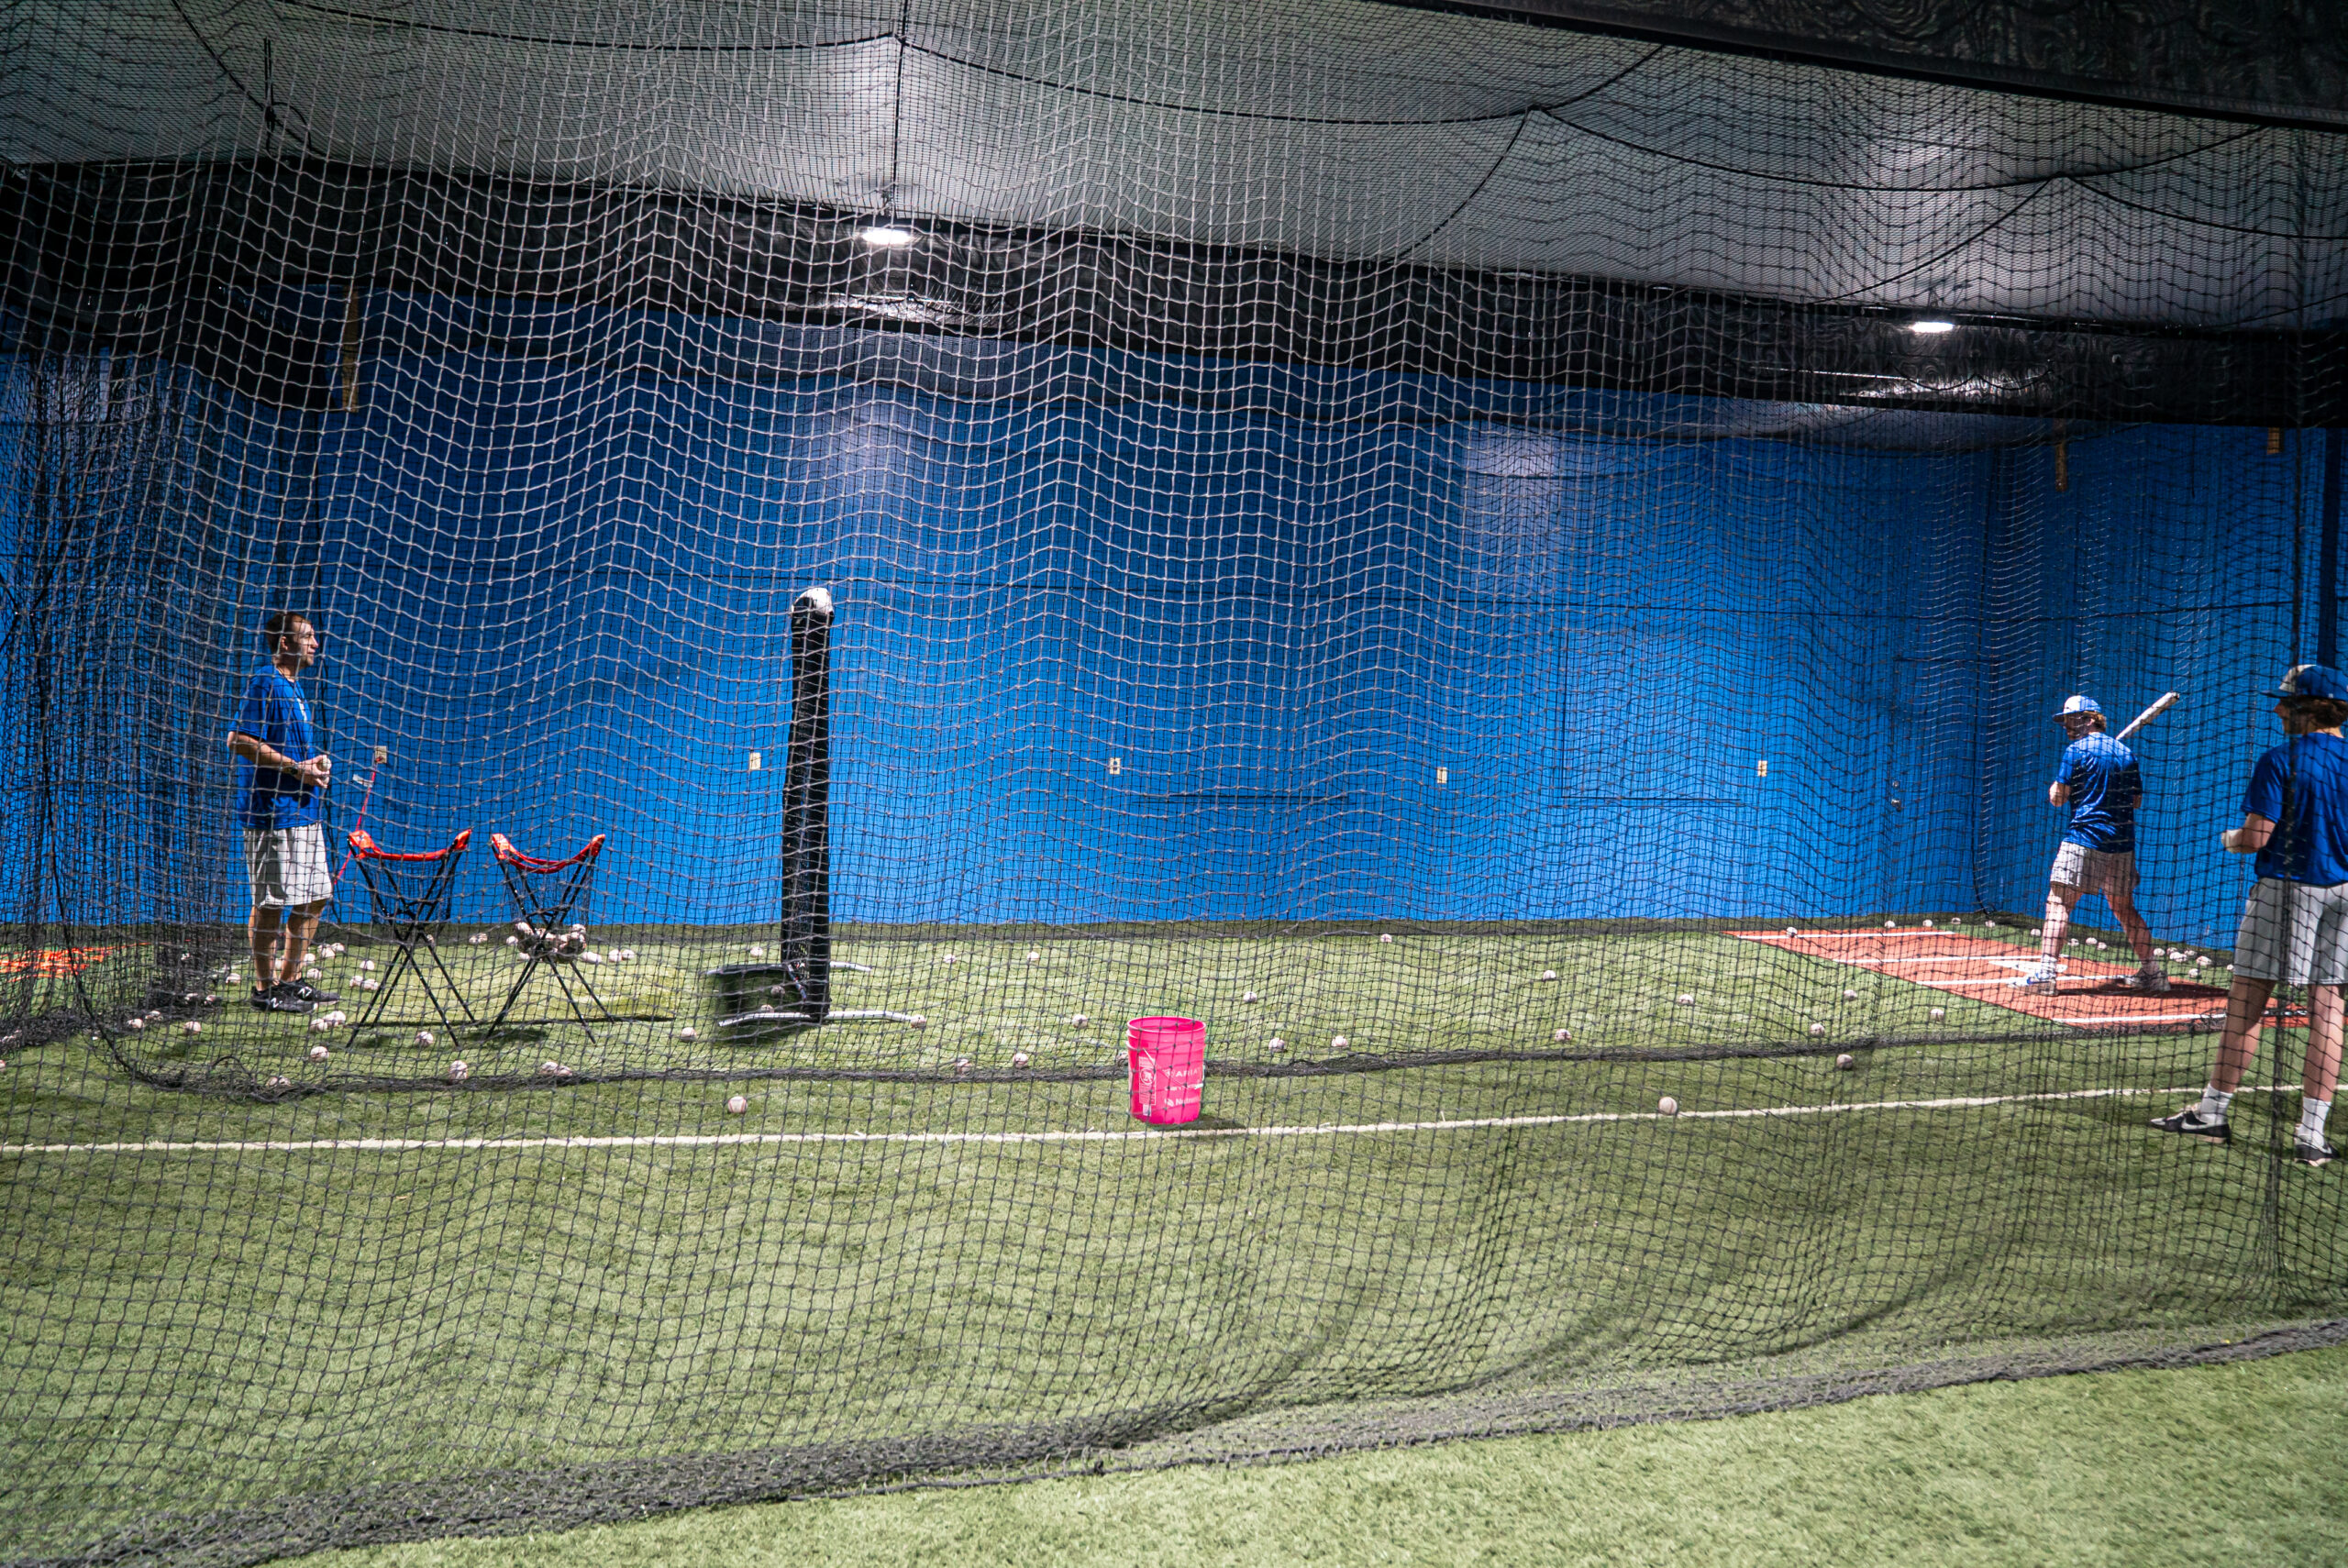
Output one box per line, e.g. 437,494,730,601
0,1084,2260,1157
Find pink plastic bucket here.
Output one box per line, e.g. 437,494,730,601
1128,1016,1205,1125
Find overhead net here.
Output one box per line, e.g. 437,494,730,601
5,1,2347,1560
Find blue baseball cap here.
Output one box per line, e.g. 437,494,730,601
2267,664,2348,701
2052,695,2102,719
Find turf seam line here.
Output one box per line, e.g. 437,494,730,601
0,1082,2276,1155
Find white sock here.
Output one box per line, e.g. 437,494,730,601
2197,1086,2235,1121
2300,1099,2333,1144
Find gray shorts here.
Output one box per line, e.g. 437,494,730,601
2049,841,2136,900
243,823,333,909
2232,876,2348,986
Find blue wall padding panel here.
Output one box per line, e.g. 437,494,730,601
0,299,2316,939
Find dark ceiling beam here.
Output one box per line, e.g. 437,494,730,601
1371,1,2348,130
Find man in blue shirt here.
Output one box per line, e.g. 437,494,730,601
2154,664,2348,1166
2015,695,2168,992
227,611,342,1015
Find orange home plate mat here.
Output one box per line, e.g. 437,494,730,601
1729,928,2252,1029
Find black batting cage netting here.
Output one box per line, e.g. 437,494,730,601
5,1,2348,1561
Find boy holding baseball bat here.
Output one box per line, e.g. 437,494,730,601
2014,694,2170,992
2153,664,2347,1167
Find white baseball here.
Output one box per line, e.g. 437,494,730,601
1835,1053,1855,1070
309,1043,328,1061
676,1026,698,1041
360,960,376,972
1884,922,1896,930
449,1061,470,1081
1784,927,1798,937
1268,1037,1286,1052
305,968,322,982
182,1021,201,1034
1070,1014,1087,1026
1541,969,1557,981
1843,988,1858,1001
1923,920,1935,928
1379,933,1394,944
1676,993,1694,1006
127,1017,144,1030
748,944,765,957
1012,1051,1031,1067
725,1094,748,1115
539,1060,562,1076
1658,1096,1678,1116
1553,1028,1572,1043
1929,1007,1945,1021
266,1076,290,1090
910,1015,928,1029
1808,1023,1825,1037
415,1031,435,1047
1331,1035,1349,1049
1243,990,1259,1002
954,1057,973,1076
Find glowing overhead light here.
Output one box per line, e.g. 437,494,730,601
858,225,918,248
1909,318,1957,335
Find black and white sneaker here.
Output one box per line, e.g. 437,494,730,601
2149,1105,2231,1144
287,979,341,1004
2295,1136,2336,1168
249,984,315,1015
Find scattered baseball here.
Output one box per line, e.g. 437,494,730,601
942,954,957,966
676,1027,698,1041
725,1094,748,1115
204,994,217,1005
360,960,376,972
1676,993,1694,1006
1808,1022,1825,1037
1929,1007,1945,1021
2032,928,2043,938
1541,969,1557,981
309,1043,328,1061
1243,990,1259,1002
2197,956,2210,967
310,1018,328,1032
415,1031,435,1048
1379,933,1394,944
582,952,604,965
1028,949,1041,961
1012,1051,1031,1067
1553,1028,1573,1043
360,978,380,991
1268,1037,1286,1052
1331,1035,1349,1049
1984,921,1998,929
1835,1053,1855,1070
1069,1013,1087,1026
1658,1096,1679,1116
538,1060,569,1077
748,944,766,957
505,935,519,947
127,1017,144,1031
1923,920,1935,928
1842,988,1859,1001
954,1057,973,1076
1884,922,1896,930
226,972,239,985
1784,927,1799,937
181,1020,201,1034
449,1060,471,1081
305,968,322,982
910,1015,928,1029
265,1076,290,1090
471,933,488,945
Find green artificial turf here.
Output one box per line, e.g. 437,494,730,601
3,920,2339,1561
295,1347,2348,1568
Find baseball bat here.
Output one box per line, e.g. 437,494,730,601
2113,691,2180,743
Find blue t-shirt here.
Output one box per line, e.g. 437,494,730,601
228,667,321,831
2055,733,2142,852
2244,732,2348,886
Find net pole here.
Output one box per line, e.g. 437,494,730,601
780,585,833,1021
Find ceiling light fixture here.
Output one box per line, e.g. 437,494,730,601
858,225,918,248
1909,318,1957,335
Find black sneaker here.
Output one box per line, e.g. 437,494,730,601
249,984,315,1015
287,979,341,1003
2295,1136,2336,1168
2150,1105,2232,1144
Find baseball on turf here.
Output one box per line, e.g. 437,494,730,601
449,1061,470,1081
1012,1051,1031,1067
748,944,765,957
127,1017,144,1030
1028,949,1041,961
1070,1013,1087,1026
415,1031,435,1047
676,1026,698,1041
1842,988,1858,1001
1379,933,1394,944
265,1076,290,1090
1268,1037,1286,1052
1808,1022,1825,1037
1923,920,1935,928
1541,969,1557,980
1884,922,1896,930
1835,1053,1855,1070
1243,990,1259,1002
1658,1096,1679,1116
181,1021,201,1034
1554,1028,1573,1043
1929,1007,1945,1021
1676,993,1694,1006
309,1043,328,1061
1331,1035,1350,1049
725,1094,748,1115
